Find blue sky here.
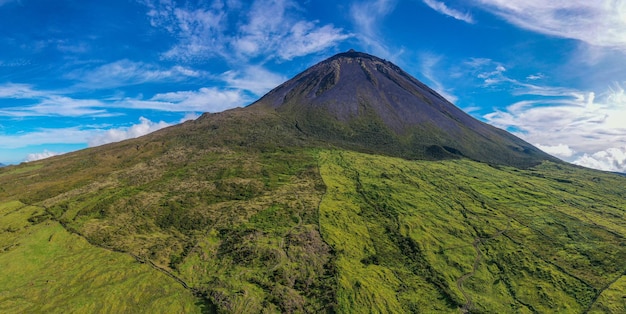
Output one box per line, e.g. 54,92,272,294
1,0,625,172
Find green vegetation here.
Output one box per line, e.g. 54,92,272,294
318,150,625,313
0,107,624,312
0,201,201,313
0,128,336,313
2,53,624,312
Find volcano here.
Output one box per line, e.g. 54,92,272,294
1,50,624,314
250,50,553,167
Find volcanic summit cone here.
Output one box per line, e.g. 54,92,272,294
250,50,552,167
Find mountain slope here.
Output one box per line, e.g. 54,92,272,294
0,201,202,313
0,51,625,313
251,50,553,167
318,150,625,313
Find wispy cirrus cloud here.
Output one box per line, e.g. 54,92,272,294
67,60,204,89
350,0,398,59
0,83,40,98
526,73,544,81
277,22,351,60
124,87,250,113
0,126,93,149
221,66,286,96
418,53,459,103
144,0,350,62
0,82,248,118
0,84,109,117
351,0,396,36
234,0,351,60
463,57,579,95
152,2,228,61
471,0,626,51
422,0,474,23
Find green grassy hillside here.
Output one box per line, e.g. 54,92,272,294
1,144,625,313
0,140,336,312
0,201,202,313
318,150,625,313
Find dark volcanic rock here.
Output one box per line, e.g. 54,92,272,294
250,50,555,167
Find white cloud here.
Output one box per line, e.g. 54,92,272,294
221,66,286,95
0,81,250,119
418,53,459,103
278,22,352,60
526,73,544,81
422,0,474,23
461,58,595,102
535,143,575,158
68,60,203,89
234,0,295,58
350,0,398,58
233,0,351,60
124,87,249,113
15,96,107,117
463,58,511,87
0,84,109,117
0,83,42,98
573,146,626,173
180,112,200,122
56,41,90,54
0,114,199,152
87,117,171,147
484,83,626,170
472,0,626,51
351,0,396,36
0,127,93,149
145,0,350,62
25,150,62,162
479,65,507,85
158,4,228,61
0,59,31,67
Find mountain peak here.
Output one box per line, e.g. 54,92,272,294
251,51,554,167
332,49,378,60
